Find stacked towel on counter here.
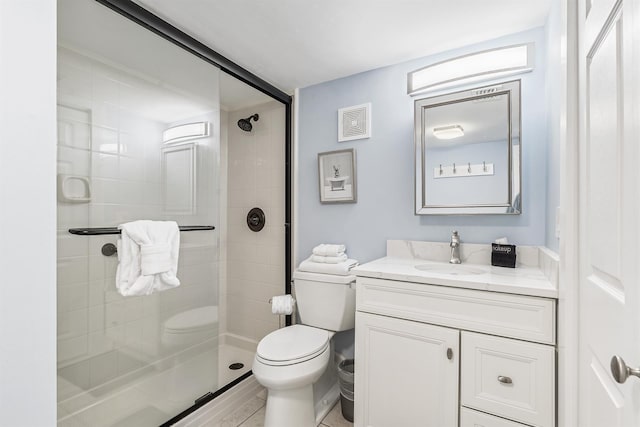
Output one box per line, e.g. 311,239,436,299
298,243,358,275
311,254,347,264
116,220,181,296
312,244,346,257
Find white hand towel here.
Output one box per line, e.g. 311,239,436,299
312,244,346,257
298,256,358,276
310,254,348,264
116,220,180,296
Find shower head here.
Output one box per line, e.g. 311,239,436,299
237,113,259,132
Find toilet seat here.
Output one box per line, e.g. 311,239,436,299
164,306,218,334
256,325,329,366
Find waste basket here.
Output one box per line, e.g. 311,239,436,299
337,359,354,422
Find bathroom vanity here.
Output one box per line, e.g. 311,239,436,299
351,240,558,427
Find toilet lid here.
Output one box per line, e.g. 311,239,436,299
257,325,329,364
165,306,218,333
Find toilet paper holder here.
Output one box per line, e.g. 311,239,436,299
269,295,295,328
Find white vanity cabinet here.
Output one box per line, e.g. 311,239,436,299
355,311,460,427
354,276,556,427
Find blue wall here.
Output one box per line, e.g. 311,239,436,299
425,140,509,206
297,27,549,264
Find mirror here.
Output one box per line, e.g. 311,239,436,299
414,80,521,214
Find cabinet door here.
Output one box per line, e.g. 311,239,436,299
355,312,459,427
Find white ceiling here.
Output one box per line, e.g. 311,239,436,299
135,0,552,94
59,0,272,117
219,73,272,112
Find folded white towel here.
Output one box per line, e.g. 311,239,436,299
312,244,346,257
140,243,172,275
116,220,181,296
298,256,358,276
311,254,348,264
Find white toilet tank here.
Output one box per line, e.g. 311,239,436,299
293,271,356,331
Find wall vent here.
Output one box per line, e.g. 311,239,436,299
338,103,371,142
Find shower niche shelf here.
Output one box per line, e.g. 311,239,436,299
68,225,215,235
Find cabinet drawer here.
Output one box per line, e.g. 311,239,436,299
356,277,555,344
460,407,530,427
461,332,555,427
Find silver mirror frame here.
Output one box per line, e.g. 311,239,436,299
414,79,522,215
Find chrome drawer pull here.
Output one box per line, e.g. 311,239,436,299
497,376,513,384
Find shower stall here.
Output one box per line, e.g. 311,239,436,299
56,1,290,425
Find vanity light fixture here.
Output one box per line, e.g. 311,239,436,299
163,121,210,145
407,43,534,95
433,124,464,140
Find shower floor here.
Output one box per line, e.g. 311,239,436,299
218,341,256,386
57,339,257,427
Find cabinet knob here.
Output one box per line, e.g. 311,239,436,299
446,348,453,360
497,375,513,384
611,355,640,384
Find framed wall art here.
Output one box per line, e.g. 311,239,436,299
318,148,357,204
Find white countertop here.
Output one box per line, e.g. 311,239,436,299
351,256,558,299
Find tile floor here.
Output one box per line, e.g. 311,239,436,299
216,389,353,427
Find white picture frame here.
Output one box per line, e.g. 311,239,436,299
318,148,357,204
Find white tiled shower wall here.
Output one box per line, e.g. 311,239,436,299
222,102,286,344
56,47,220,407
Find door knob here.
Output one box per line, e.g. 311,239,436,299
610,355,640,384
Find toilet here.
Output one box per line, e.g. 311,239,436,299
162,305,219,348
252,271,356,427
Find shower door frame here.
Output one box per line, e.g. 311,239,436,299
91,1,293,425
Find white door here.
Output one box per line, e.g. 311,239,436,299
578,0,640,425
354,312,459,427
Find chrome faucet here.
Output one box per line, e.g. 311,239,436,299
450,230,461,264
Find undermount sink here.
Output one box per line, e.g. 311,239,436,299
414,264,485,276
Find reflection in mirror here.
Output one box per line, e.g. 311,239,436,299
414,80,521,214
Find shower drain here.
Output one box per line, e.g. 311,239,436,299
228,362,244,370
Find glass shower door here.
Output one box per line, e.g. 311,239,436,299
57,0,221,425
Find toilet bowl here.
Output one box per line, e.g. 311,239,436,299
253,325,333,427
253,271,356,427
162,305,218,348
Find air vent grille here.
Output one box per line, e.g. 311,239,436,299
338,103,371,142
